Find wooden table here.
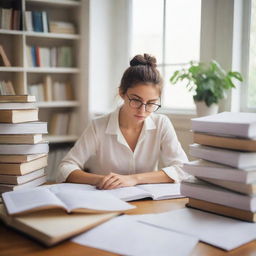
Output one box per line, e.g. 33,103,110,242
0,198,255,256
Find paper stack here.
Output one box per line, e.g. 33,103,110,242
0,95,49,195
181,112,256,222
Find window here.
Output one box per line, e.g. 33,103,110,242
131,0,201,110
247,0,256,109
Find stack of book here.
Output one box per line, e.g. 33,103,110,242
181,112,256,222
0,94,49,195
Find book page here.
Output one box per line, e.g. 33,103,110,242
139,208,256,251
2,188,66,215
137,183,184,200
107,186,152,201
54,190,135,213
72,215,198,256
48,183,96,193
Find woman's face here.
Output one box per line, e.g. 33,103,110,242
120,83,161,124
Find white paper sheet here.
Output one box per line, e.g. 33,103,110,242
139,208,256,250
72,215,198,256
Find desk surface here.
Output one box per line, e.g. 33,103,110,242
0,198,255,256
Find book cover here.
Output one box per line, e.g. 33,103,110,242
0,102,36,109
0,142,49,155
183,159,256,183
0,109,38,123
0,95,36,102
187,198,256,222
0,44,11,66
0,204,118,246
181,178,256,211
0,155,48,175
0,122,47,134
0,134,43,144
191,112,256,139
0,168,45,184
189,144,256,169
193,132,256,151
200,177,256,195
0,153,47,163
0,175,47,193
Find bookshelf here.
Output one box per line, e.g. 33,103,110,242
0,0,89,144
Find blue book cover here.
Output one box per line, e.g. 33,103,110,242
32,11,43,32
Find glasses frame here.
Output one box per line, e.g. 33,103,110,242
126,94,161,112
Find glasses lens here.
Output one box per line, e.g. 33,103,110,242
146,104,159,112
130,99,142,108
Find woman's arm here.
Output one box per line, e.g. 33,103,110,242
97,170,174,190
66,169,104,186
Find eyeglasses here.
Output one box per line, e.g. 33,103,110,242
126,94,161,112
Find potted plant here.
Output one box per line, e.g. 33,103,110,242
170,60,243,116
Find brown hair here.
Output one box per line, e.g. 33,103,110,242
119,53,163,95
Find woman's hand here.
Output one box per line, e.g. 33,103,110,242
96,172,138,190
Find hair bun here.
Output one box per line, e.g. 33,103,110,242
130,53,157,68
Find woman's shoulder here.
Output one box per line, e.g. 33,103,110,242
150,112,173,127
91,112,112,131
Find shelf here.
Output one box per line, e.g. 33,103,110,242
0,29,23,35
26,67,79,73
37,101,79,108
44,135,78,143
25,32,80,40
0,67,24,72
0,30,80,39
26,0,81,7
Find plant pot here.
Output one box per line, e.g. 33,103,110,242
195,101,219,117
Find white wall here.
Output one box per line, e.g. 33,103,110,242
89,0,131,114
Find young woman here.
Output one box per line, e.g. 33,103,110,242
56,54,189,189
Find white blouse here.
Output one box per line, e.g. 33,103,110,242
56,107,189,183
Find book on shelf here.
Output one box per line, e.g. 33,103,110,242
24,11,32,31
0,142,49,155
49,112,70,135
32,11,43,32
42,11,48,33
0,102,36,109
183,159,256,183
27,45,73,68
189,144,256,169
0,204,118,246
2,187,135,216
0,122,48,134
0,109,38,123
200,177,256,195
49,183,184,202
0,155,48,175
0,8,12,30
0,153,46,164
0,175,47,193
187,198,256,222
43,75,53,101
0,81,16,95
0,95,36,103
0,45,11,67
0,134,43,144
191,112,256,139
181,178,256,211
0,168,45,185
0,0,22,30
49,21,75,34
192,132,256,151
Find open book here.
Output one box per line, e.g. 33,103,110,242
2,187,135,216
48,183,184,201
0,204,118,246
